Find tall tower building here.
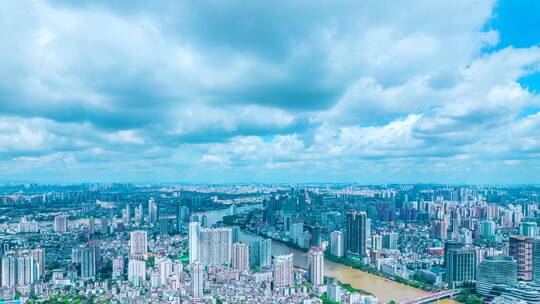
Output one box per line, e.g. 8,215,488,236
112,256,124,279
249,238,272,268
272,254,294,288
190,261,204,298
533,238,540,283
347,211,367,256
130,230,148,257
156,257,173,285
16,252,36,286
80,244,97,279
100,216,109,235
308,247,324,286
189,221,201,263
148,198,158,224
232,243,250,271
122,204,131,225
31,248,45,279
199,227,232,265
330,231,344,257
128,259,147,282
54,215,68,233
509,235,533,281
1,253,17,288
445,247,476,289
476,255,517,296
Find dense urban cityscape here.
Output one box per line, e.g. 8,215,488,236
0,183,539,303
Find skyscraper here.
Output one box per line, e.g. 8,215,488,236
272,254,293,288
31,247,45,279
308,247,324,286
148,198,158,224
445,247,476,289
122,204,131,225
130,230,148,257
54,215,68,233
80,244,97,279
520,222,538,237
159,217,169,235
190,261,204,298
232,243,250,271
156,257,173,285
476,255,517,296
128,259,146,282
330,231,344,257
199,227,232,265
16,252,36,286
249,238,272,268
382,232,399,250
112,256,124,279
509,235,533,281
100,216,109,235
533,238,540,283
189,221,201,263
347,211,367,256
1,253,16,288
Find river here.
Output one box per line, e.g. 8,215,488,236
200,205,458,304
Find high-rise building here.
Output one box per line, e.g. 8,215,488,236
509,235,533,281
80,244,97,279
347,211,367,256
382,232,399,250
128,259,146,282
130,230,148,257
189,221,201,263
112,256,124,279
249,238,272,268
533,238,540,283
122,204,131,225
330,231,344,257
327,277,342,302
308,247,324,286
88,217,95,234
480,220,496,238
16,252,36,286
445,247,476,289
520,222,538,237
54,215,68,233
176,202,189,232
100,216,109,235
232,243,250,271
476,255,517,296
310,226,322,248
148,198,158,224
156,257,173,285
370,234,383,251
159,218,169,235
232,226,240,243
272,254,294,288
190,261,204,298
31,248,45,279
199,227,232,265
1,253,17,288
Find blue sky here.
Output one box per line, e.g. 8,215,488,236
0,0,540,184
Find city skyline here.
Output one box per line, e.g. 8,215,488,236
1,1,540,184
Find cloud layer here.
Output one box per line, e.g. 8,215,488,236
1,0,539,183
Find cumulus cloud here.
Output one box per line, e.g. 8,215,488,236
0,0,539,183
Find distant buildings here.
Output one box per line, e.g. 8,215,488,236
272,254,294,288
347,211,368,256
308,247,324,286
476,255,517,296
148,198,158,224
80,243,99,279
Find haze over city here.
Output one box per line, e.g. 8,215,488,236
1,0,540,184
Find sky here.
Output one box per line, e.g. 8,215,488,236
1,0,540,184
